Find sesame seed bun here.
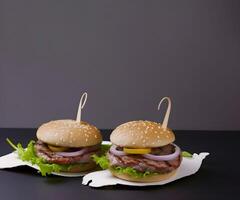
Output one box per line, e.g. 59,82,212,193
110,120,175,148
109,169,177,183
36,120,102,147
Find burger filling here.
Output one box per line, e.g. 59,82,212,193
107,144,181,174
93,143,182,178
35,140,101,165
7,138,104,176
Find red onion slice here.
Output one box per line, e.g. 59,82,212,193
76,152,95,163
143,144,180,161
110,145,127,156
55,145,99,157
110,143,181,161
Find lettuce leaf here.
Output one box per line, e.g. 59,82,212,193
112,166,157,178
100,144,111,155
92,154,157,178
92,144,111,169
6,138,78,176
181,151,193,158
92,154,109,170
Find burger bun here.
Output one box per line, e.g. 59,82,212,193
36,120,102,148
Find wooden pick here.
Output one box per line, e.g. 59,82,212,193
76,92,88,123
158,97,172,130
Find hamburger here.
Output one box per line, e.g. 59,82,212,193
35,119,102,173
107,120,182,182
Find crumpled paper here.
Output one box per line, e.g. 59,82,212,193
82,152,209,187
0,140,111,177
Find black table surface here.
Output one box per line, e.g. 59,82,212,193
0,128,239,200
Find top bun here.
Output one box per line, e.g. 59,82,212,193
110,120,175,148
36,120,102,147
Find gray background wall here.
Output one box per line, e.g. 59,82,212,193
0,0,240,130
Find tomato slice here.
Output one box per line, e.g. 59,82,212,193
48,145,69,152
123,148,151,154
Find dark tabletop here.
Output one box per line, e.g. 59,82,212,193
0,128,239,200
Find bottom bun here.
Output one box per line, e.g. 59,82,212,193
109,169,177,183
61,162,97,173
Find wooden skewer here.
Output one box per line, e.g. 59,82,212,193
158,97,172,130
76,92,88,123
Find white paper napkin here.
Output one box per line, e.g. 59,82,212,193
82,152,209,187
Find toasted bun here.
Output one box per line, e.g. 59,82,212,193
37,120,102,147
110,120,175,148
61,162,97,173
110,169,177,183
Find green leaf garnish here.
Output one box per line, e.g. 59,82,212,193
100,144,111,154
181,151,193,158
6,138,80,176
92,154,157,178
112,166,157,178
92,155,109,170
6,138,18,150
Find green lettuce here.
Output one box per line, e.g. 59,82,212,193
6,138,79,176
181,151,193,158
92,154,157,178
113,166,158,178
92,154,109,170
100,144,111,155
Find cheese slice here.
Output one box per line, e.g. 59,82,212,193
123,148,151,154
48,145,69,152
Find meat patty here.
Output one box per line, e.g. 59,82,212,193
35,140,100,165
107,144,182,174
